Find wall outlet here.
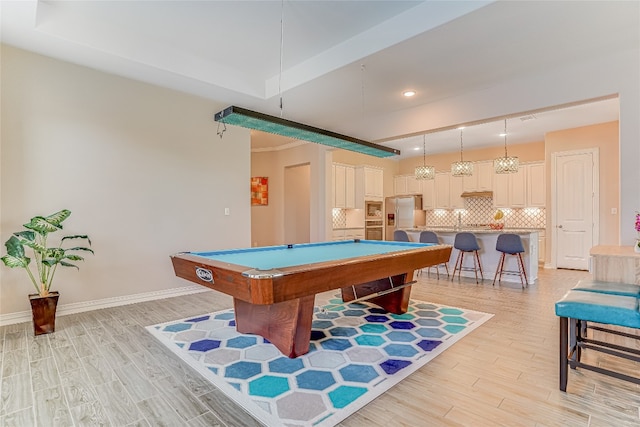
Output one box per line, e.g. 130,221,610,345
611,208,617,215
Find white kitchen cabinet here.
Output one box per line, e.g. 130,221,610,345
508,166,526,207
538,230,546,263
434,173,450,209
393,175,407,195
406,175,422,195
394,174,422,195
450,174,465,209
333,163,355,208
494,163,545,208
355,166,383,206
332,228,364,241
462,161,493,192
527,162,546,207
494,165,526,208
421,179,436,210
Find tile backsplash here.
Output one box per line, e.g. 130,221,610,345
425,197,546,228
334,197,546,230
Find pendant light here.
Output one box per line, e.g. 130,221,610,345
415,135,435,180
494,119,519,173
451,128,473,177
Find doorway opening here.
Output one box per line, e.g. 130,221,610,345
284,163,311,244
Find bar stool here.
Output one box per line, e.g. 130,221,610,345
393,230,410,242
419,231,449,279
493,233,529,288
452,232,483,284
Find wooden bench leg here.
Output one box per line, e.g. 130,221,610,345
560,316,569,391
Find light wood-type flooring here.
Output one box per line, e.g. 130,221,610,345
1,266,639,426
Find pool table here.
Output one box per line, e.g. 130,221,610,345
171,240,452,357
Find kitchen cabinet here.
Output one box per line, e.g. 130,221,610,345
462,161,493,192
394,174,422,195
494,165,526,208
421,179,436,210
355,166,383,206
527,162,546,207
434,173,464,209
332,163,355,208
494,162,545,209
331,228,365,241
434,173,450,209
450,174,465,208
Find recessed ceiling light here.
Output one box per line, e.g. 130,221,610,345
414,147,421,151
457,126,465,130
499,133,507,137
403,90,416,97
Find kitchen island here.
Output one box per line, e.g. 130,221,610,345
403,228,540,285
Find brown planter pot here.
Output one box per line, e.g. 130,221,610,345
29,292,60,335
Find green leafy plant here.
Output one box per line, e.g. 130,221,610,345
1,209,93,296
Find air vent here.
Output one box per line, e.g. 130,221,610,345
519,114,537,121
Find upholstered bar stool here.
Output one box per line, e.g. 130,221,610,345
452,232,483,284
419,231,449,279
393,230,410,242
493,233,529,288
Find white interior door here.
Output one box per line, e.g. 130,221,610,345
552,149,598,270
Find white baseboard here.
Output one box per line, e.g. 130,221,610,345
0,285,208,327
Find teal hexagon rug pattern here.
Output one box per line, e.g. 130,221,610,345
146,295,492,427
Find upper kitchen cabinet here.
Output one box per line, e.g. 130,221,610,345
449,174,465,209
434,172,463,209
526,162,546,207
434,173,450,209
394,174,422,195
355,166,383,205
494,162,545,208
333,163,355,208
462,161,493,192
421,179,436,210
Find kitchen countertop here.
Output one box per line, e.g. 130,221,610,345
405,227,543,234
590,245,640,257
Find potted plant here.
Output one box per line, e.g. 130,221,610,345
1,209,93,335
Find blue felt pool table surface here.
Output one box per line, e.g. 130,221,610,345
191,240,433,270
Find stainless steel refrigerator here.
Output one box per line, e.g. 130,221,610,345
385,195,425,240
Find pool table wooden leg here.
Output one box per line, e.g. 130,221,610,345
233,295,315,358
341,273,412,314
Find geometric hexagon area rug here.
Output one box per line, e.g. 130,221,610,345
146,295,493,427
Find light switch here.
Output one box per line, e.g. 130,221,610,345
611,208,617,215
224,208,230,216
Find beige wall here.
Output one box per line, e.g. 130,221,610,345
398,141,545,175
1,45,251,316
546,121,620,245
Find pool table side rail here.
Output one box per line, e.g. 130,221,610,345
170,244,452,305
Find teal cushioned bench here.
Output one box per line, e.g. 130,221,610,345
571,279,640,298
555,290,640,392
555,290,640,328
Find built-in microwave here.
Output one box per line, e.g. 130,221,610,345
365,201,383,219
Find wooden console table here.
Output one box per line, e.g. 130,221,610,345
590,245,640,284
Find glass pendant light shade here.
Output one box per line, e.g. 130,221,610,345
451,129,473,177
415,135,435,180
494,156,519,173
494,119,519,173
451,160,474,177
415,165,435,180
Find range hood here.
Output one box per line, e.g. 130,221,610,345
460,191,493,198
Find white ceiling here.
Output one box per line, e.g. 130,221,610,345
2,1,634,159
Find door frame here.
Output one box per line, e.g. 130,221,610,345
550,148,600,269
